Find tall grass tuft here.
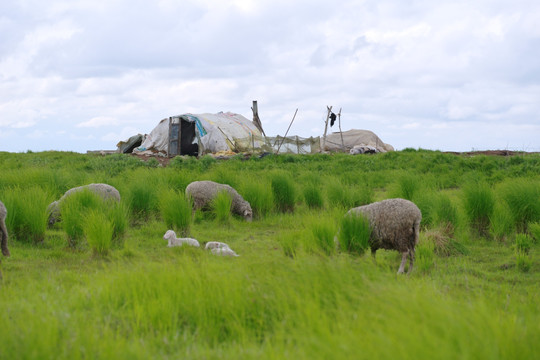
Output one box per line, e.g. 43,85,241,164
242,182,273,219
303,184,324,209
212,190,232,223
271,173,296,212
124,175,159,218
303,216,337,256
396,174,421,200
2,186,52,243
415,237,435,273
515,234,533,273
61,190,105,246
489,204,515,242
433,194,459,235
499,179,540,233
85,211,114,256
278,232,300,258
528,222,540,244
159,189,192,236
463,182,495,238
337,213,371,255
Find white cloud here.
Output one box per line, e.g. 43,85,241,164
0,0,539,153
77,116,119,128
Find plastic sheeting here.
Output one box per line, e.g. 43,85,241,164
134,112,264,155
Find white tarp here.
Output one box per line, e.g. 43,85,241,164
134,112,264,155
322,129,394,153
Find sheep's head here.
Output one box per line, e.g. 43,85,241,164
47,201,60,226
163,230,176,241
241,202,253,222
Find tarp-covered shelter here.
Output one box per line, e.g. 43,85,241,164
134,112,265,156
322,129,394,153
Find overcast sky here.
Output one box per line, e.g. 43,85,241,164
1,0,539,153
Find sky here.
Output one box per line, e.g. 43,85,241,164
1,0,539,153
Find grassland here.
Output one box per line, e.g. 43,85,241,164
0,150,539,359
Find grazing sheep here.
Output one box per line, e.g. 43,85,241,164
346,198,421,274
0,201,10,257
185,181,252,221
163,230,200,247
205,241,239,257
47,183,121,225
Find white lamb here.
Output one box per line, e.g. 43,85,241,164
205,241,239,257
163,230,200,248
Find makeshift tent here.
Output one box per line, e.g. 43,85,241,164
322,129,394,153
134,112,266,156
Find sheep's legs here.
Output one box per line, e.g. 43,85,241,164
397,252,408,274
407,249,415,274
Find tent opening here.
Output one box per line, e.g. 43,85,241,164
180,118,198,156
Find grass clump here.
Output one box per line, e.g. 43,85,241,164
303,216,337,256
337,212,371,255
61,190,127,248
463,182,495,238
528,222,540,243
416,237,435,273
242,182,273,219
303,184,324,209
212,190,232,223
159,189,192,236
499,179,540,233
271,172,296,213
85,211,114,256
2,186,51,243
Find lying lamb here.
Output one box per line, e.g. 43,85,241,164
205,241,239,257
0,201,10,257
346,198,421,274
48,183,121,225
163,230,200,247
185,180,252,221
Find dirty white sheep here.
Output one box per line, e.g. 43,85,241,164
346,198,421,274
47,183,121,225
163,230,200,247
185,181,252,221
205,241,239,257
0,201,10,257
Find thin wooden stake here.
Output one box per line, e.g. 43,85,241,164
276,108,298,154
338,108,345,152
322,106,332,152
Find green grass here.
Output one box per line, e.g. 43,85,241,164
158,189,192,236
0,150,539,359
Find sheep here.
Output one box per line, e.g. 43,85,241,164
163,230,200,247
205,241,239,257
185,181,252,222
47,183,121,225
346,198,421,274
0,201,10,257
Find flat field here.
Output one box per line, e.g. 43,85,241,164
0,150,539,359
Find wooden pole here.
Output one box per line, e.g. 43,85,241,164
276,108,298,154
251,100,266,136
322,106,332,152
338,108,345,152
